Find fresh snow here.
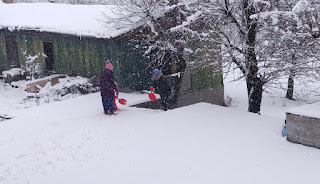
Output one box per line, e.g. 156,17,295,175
1,2,320,183
25,74,65,85
2,68,25,78
292,0,313,14
1,75,320,183
287,102,320,119
0,3,137,38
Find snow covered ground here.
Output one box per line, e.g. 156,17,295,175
1,1,320,182
0,3,134,39
224,73,320,119
1,76,320,184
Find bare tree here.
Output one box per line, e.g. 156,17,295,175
102,0,320,113
102,0,194,107
266,0,320,100
189,0,320,113
190,0,271,113
103,0,189,70
14,0,118,4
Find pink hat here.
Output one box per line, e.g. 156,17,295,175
105,60,113,71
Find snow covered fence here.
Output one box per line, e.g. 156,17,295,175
286,102,320,149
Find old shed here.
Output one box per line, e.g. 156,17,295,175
0,2,224,107
0,3,150,90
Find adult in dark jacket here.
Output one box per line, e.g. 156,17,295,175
150,68,173,111
100,60,117,115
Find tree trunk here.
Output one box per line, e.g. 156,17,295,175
246,76,263,113
170,55,186,107
243,0,262,114
285,74,294,100
286,54,296,100
171,73,183,107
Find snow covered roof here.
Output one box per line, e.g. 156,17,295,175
286,102,320,119
0,2,137,39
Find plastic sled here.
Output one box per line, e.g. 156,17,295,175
148,92,156,101
118,98,127,105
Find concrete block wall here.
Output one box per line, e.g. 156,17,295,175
286,113,320,149
133,86,225,110
176,86,225,108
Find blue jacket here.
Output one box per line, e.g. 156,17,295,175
152,69,171,97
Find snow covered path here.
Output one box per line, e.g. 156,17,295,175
1,92,320,184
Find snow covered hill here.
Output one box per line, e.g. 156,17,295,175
1,91,320,184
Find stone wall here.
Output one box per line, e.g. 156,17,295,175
133,99,163,110
133,86,225,110
286,113,320,149
176,86,224,107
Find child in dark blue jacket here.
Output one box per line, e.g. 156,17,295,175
150,68,173,111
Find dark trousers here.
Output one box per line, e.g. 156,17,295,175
102,97,115,113
160,91,172,111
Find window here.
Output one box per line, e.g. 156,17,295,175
5,36,20,67
43,41,55,72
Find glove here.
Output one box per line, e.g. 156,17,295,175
150,86,155,92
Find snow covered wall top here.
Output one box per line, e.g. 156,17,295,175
0,3,136,38
286,102,320,119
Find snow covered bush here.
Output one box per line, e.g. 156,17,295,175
24,54,42,81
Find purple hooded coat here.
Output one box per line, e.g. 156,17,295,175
99,69,116,98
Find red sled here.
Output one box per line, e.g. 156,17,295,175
113,98,118,111
148,91,156,101
118,98,127,105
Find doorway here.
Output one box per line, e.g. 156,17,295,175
43,41,55,72
5,36,20,67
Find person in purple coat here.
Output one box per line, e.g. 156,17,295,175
100,60,117,115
